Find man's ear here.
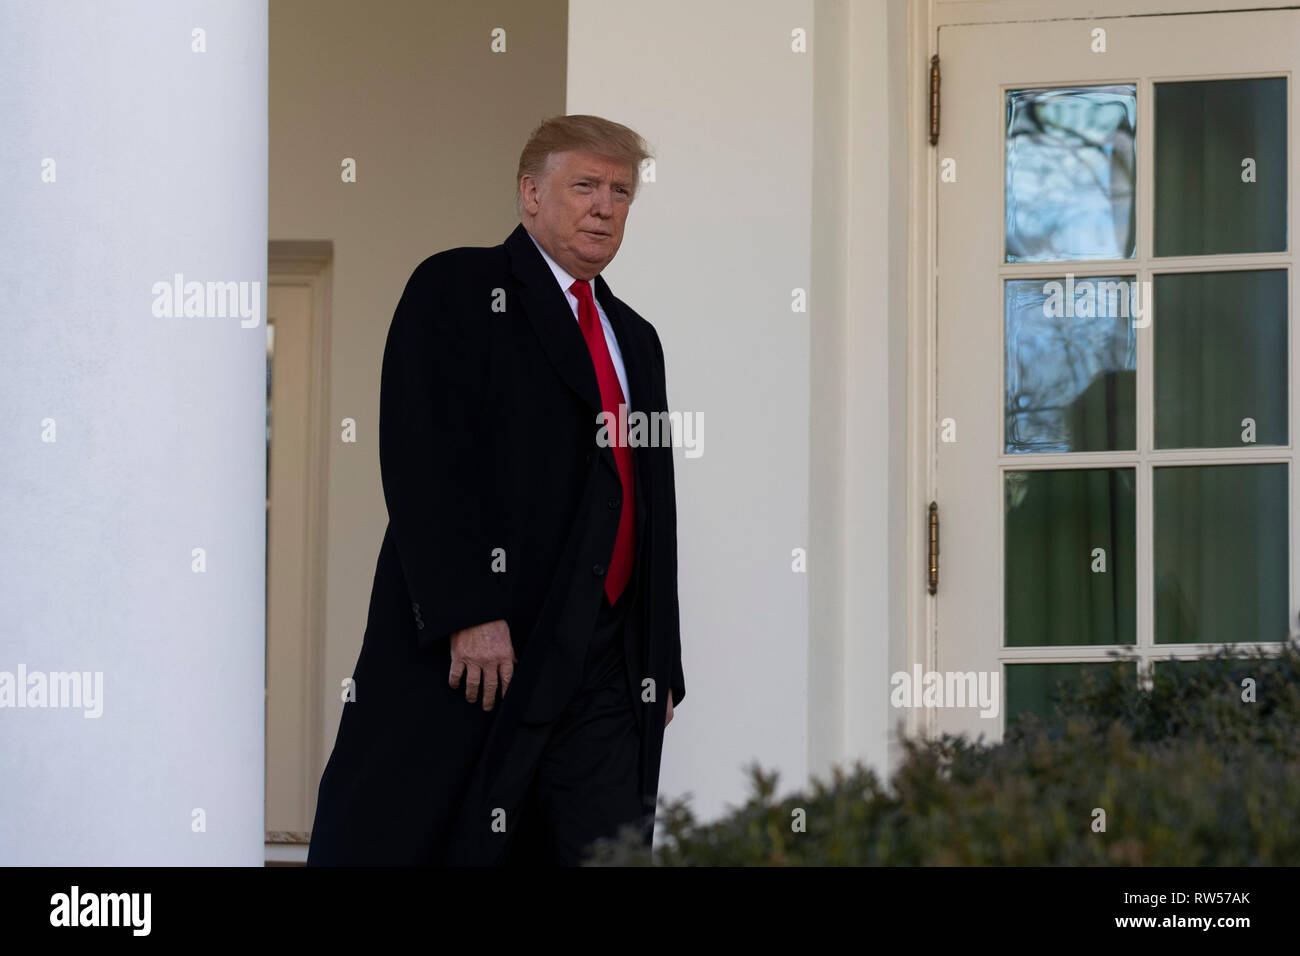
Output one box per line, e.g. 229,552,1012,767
519,175,539,215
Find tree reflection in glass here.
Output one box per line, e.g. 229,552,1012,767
1005,277,1137,453
1006,85,1137,262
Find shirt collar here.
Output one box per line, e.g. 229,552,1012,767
526,228,598,301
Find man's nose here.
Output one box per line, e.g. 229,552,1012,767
590,187,615,216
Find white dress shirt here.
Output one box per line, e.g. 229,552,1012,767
527,229,631,407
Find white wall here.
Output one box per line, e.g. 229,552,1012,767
0,0,268,864
842,0,912,778
568,0,912,821
809,0,852,783
569,0,815,820
269,0,567,785
808,0,910,783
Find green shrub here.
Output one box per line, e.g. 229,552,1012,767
587,644,1300,865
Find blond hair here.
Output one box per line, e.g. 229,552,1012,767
515,114,652,217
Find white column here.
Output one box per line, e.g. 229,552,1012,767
0,1,268,864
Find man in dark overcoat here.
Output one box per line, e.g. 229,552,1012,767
307,114,685,866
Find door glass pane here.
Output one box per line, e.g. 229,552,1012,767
1005,661,1135,727
1154,269,1287,448
1006,276,1137,453
1154,464,1289,644
1006,468,1136,647
1152,658,1254,685
1006,85,1137,262
1155,78,1286,256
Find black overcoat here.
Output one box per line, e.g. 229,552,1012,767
306,222,685,866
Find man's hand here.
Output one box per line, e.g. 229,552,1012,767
448,619,514,711
665,690,674,727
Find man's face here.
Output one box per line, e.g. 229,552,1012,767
520,149,636,280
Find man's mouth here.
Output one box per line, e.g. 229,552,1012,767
582,230,610,238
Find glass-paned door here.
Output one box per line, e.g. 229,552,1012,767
934,11,1297,740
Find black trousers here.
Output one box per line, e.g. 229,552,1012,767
501,583,650,866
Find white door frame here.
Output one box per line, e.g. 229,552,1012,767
904,0,1300,741
265,240,333,850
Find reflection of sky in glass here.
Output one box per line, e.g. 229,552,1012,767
1006,277,1137,453
1006,86,1136,262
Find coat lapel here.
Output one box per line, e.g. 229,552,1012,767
503,224,651,561
505,223,604,414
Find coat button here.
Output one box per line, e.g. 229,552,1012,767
592,563,606,577
607,496,620,510
417,622,425,630
586,451,594,464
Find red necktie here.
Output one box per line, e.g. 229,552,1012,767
570,279,634,604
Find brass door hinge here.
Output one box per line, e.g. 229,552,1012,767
927,501,939,594
929,54,940,146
